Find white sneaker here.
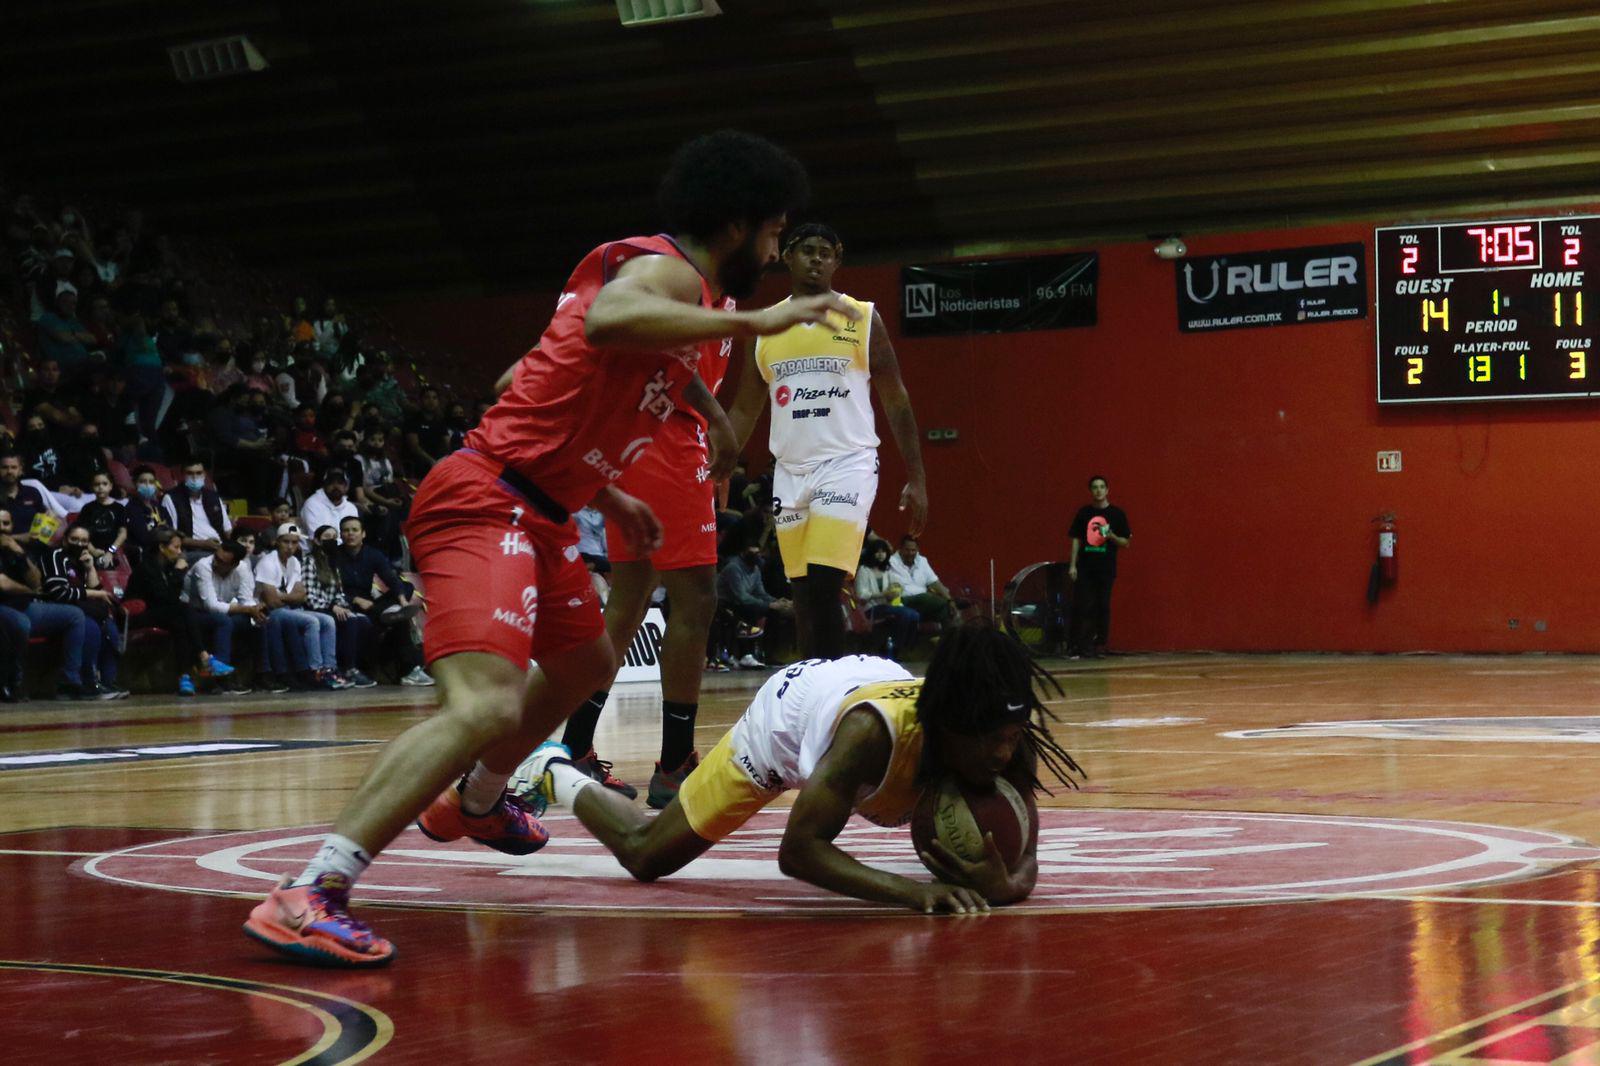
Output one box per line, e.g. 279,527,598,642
738,653,764,669
507,740,572,804
400,666,435,687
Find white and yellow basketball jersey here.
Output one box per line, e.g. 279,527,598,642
729,655,925,826
755,293,879,467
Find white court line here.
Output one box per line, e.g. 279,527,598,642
1059,677,1348,705
0,848,104,857
1069,745,1600,760
0,745,380,781
1227,888,1600,909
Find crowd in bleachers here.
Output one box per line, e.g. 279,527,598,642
0,178,971,703
0,179,460,701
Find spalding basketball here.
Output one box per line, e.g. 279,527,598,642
911,776,1038,871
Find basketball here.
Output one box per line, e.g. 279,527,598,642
911,775,1039,872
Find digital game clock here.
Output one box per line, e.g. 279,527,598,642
1375,215,1597,403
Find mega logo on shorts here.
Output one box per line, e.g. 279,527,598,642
492,585,539,636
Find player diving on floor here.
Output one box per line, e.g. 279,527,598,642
512,622,1084,913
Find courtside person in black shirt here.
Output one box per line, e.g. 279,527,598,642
1067,474,1131,659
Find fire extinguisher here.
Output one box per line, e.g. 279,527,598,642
1367,513,1397,604
1375,512,1398,581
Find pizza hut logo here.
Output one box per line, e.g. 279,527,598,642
775,385,791,407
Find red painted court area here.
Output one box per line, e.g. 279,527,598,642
10,658,1600,1064
8,824,1600,1064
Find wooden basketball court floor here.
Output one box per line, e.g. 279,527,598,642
6,653,1600,1064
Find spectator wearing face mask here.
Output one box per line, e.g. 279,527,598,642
17,414,61,489
206,387,278,509
161,459,232,558
37,523,127,699
253,523,347,692
58,420,110,492
124,466,167,563
0,507,92,702
303,524,376,688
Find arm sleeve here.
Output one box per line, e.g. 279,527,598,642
854,567,877,601
39,550,82,603
195,565,230,615
920,559,941,587
162,496,178,526
236,561,258,606
371,552,413,597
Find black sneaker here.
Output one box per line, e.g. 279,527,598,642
54,682,95,701
346,670,378,689
257,673,291,695
647,751,700,810
94,683,131,701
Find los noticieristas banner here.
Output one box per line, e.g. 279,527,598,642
900,252,1098,336
1175,242,1367,332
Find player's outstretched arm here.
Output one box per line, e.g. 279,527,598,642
780,708,988,915
723,338,769,453
587,255,861,350
867,310,928,537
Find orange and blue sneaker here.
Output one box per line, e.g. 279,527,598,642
416,780,549,855
243,873,394,967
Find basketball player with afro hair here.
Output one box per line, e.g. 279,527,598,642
515,621,1083,913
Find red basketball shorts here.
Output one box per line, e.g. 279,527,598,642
610,425,717,571
406,451,603,668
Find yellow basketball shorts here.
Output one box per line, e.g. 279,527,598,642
771,450,879,580
677,729,787,842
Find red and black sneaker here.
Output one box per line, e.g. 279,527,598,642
572,748,638,801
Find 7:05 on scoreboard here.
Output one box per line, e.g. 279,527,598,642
1375,215,1597,403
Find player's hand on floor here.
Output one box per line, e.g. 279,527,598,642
751,293,860,335
920,834,1011,903
913,881,991,916
592,488,663,557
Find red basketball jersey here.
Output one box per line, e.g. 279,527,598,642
465,235,722,513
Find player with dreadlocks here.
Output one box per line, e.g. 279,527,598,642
512,620,1082,913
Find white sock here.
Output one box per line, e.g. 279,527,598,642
460,762,513,816
550,761,597,808
292,833,372,887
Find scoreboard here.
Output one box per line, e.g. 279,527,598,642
1375,215,1598,403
